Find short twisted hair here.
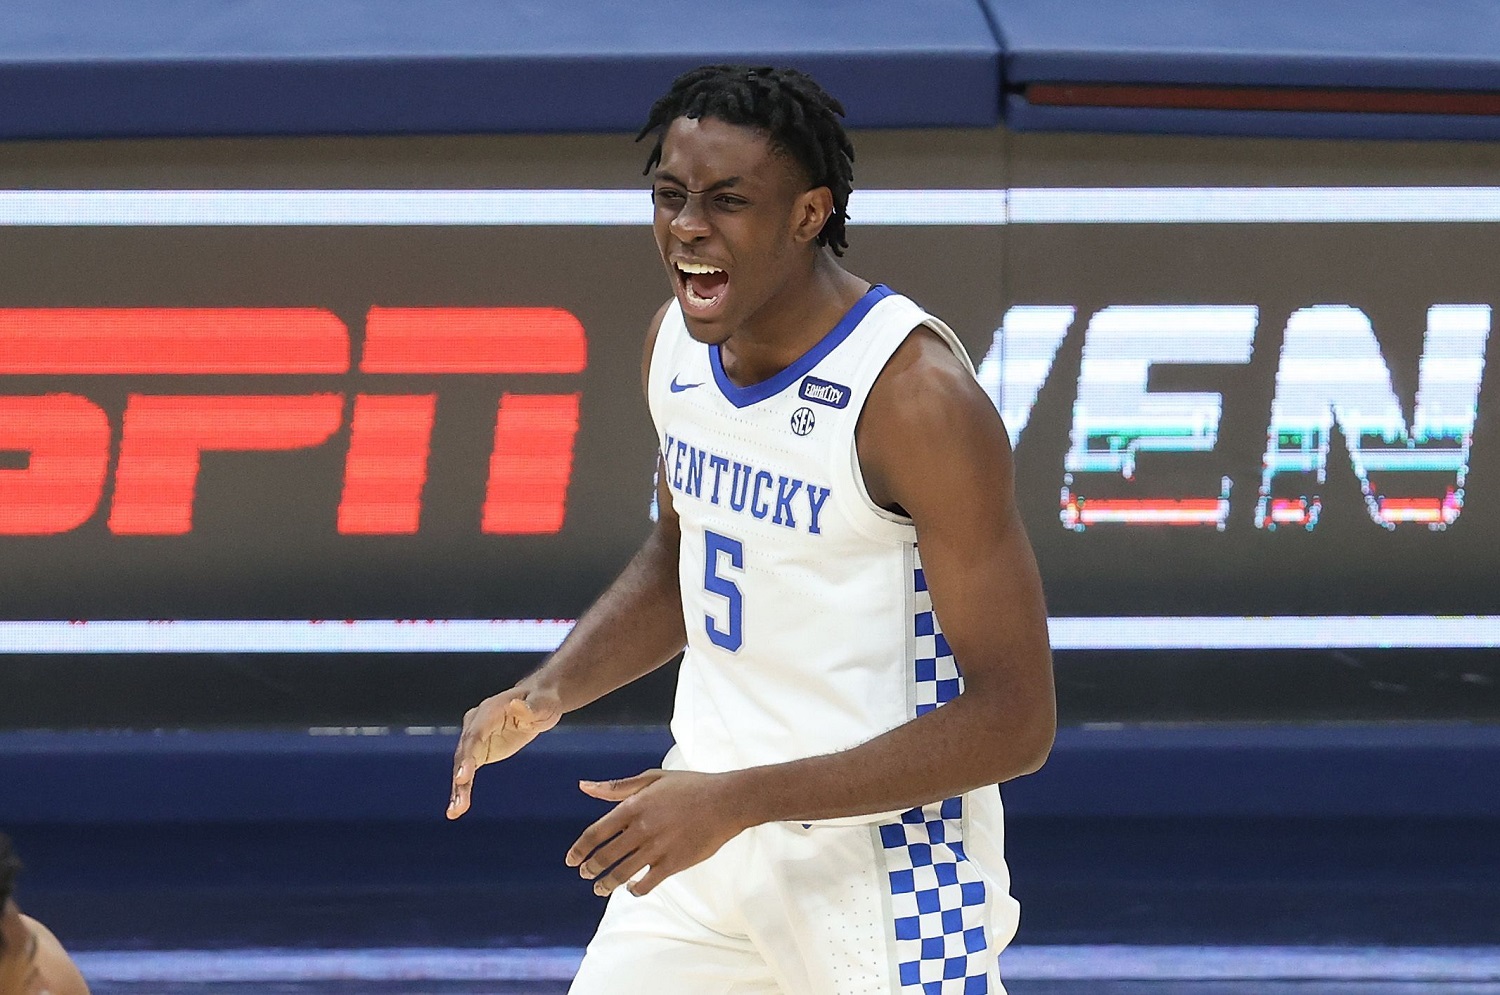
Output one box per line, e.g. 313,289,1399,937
638,65,855,255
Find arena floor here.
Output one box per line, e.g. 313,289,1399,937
77,985,1500,994
73,984,1500,990
74,977,1500,993
73,948,1500,994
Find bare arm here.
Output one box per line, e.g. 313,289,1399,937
722,326,1055,819
569,326,1055,892
515,465,684,714
447,302,687,818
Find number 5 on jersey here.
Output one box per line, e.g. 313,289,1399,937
703,530,744,652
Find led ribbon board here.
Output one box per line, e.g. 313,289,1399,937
0,187,1495,652
0,616,1493,653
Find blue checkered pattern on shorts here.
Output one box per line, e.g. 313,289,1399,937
912,552,962,716
880,797,990,993
884,550,989,992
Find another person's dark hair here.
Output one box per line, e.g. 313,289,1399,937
638,65,855,255
0,834,18,907
0,833,20,950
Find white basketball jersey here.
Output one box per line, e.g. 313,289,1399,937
647,284,981,794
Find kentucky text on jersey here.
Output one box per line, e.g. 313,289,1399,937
662,433,832,534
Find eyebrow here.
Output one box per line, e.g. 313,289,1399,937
653,171,743,194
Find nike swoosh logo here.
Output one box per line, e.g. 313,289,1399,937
670,377,703,393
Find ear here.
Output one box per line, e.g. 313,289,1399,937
790,186,835,246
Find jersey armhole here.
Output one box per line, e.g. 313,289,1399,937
846,433,916,532
832,315,972,544
645,300,683,435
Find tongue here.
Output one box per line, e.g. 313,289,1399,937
689,271,728,300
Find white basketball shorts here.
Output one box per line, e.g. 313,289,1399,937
568,790,1018,995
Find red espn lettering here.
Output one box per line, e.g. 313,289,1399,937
0,395,110,534
484,393,582,534
363,307,587,374
339,394,437,535
0,308,348,373
0,308,585,536
110,395,345,535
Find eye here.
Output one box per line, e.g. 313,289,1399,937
652,187,685,205
715,195,748,209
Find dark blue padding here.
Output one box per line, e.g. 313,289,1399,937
1006,95,1500,141
988,0,1500,139
1007,724,1500,819
988,0,1500,90
0,0,1001,138
1,724,1495,823
0,727,675,824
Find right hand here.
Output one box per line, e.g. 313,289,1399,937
446,687,562,819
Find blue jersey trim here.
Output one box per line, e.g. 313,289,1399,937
708,283,894,409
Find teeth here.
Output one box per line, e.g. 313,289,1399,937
676,261,723,274
685,283,718,306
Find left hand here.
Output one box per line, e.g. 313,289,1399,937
567,768,749,898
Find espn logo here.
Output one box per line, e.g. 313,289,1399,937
0,307,585,536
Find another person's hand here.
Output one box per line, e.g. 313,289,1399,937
446,688,562,819
566,769,749,897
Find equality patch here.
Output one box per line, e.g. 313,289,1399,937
799,376,851,409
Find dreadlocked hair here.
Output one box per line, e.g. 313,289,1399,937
638,65,855,256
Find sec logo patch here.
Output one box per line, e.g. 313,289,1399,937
790,406,816,436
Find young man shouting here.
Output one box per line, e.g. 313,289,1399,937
449,65,1055,994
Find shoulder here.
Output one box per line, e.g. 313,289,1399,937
858,321,1012,510
21,915,91,995
866,322,1001,444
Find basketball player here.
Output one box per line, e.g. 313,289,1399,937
448,65,1055,993
0,835,91,995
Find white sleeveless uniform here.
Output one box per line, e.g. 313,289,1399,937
569,286,1019,995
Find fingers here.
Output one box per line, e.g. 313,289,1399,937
567,809,624,868
577,769,664,802
446,691,556,820
575,829,649,896
591,850,653,897
446,708,481,820
627,861,673,897
447,747,480,819
563,770,709,898
447,756,475,819
568,770,663,867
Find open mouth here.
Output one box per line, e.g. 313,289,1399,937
675,260,729,311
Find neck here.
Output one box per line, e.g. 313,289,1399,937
718,252,869,387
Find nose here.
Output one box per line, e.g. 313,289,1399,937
669,195,711,241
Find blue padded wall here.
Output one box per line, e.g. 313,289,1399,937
989,0,1500,90
7,1,1500,138
0,0,1001,138
988,0,1500,139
